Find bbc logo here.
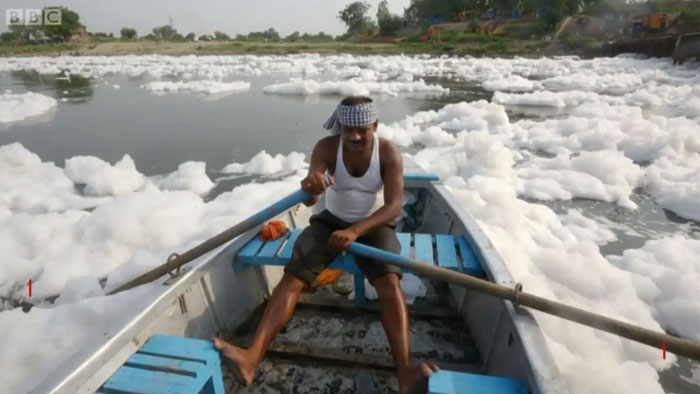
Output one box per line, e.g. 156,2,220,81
6,8,62,26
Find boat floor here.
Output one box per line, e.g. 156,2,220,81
220,273,482,393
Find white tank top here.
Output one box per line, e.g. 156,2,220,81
326,134,384,223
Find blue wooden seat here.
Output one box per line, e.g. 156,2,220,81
233,230,485,306
429,370,527,394
97,334,224,394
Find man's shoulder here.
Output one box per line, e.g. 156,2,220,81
316,135,339,148
378,136,400,160
314,135,339,163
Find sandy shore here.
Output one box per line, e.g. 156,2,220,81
1,39,559,57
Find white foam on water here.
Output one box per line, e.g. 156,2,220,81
263,78,447,96
0,92,57,124
517,150,644,209
1,54,700,394
64,154,146,196
0,144,106,214
377,96,700,394
483,75,540,92
0,143,306,392
143,80,251,95
607,237,700,341
222,150,307,175
155,161,215,195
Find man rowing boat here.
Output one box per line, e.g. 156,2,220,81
214,95,438,393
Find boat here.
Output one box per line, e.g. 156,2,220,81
28,159,569,393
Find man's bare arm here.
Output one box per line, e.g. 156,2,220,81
302,137,333,206
348,141,403,236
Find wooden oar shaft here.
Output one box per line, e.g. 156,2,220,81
349,242,700,362
107,189,310,295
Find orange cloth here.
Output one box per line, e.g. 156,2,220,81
312,268,343,288
260,221,341,289
259,220,288,241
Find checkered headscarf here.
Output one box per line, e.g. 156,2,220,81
323,102,379,135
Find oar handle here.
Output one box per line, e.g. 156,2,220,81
108,188,312,295
348,241,700,362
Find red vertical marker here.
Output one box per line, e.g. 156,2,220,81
662,341,666,359
28,279,32,297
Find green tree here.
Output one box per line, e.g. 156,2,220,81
1,31,17,44
377,0,404,35
339,1,375,34
377,0,391,21
264,28,280,40
186,32,196,41
198,34,211,41
42,7,81,42
286,31,301,42
120,27,137,39
153,25,177,40
9,25,36,44
214,31,230,40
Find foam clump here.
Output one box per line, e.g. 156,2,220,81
64,155,146,196
54,276,105,305
156,161,215,195
350,273,427,305
222,151,307,175
0,143,101,213
483,75,540,92
263,78,447,96
517,150,644,209
0,91,57,124
608,237,700,341
144,80,251,95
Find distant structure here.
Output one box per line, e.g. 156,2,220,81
69,25,90,43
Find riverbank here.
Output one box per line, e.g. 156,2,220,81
0,39,572,58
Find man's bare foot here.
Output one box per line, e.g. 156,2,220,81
397,363,440,394
212,337,257,386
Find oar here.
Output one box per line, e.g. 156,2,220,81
107,189,312,295
348,242,700,362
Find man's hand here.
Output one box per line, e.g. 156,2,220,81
328,228,359,252
300,173,333,197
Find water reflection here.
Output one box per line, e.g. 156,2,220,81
9,70,94,103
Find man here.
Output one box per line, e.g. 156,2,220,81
214,96,438,393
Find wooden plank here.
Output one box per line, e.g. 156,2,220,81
295,298,464,321
268,342,480,373
396,232,411,258
413,233,434,264
435,234,458,269
102,365,192,393
258,231,291,258
138,335,213,362
404,173,440,182
124,353,202,378
428,370,527,394
278,228,303,259
236,235,265,258
456,236,483,276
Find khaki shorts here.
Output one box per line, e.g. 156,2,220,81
284,210,402,286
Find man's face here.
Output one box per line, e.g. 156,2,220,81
340,121,377,152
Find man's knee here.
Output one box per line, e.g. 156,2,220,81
279,272,307,293
373,273,401,294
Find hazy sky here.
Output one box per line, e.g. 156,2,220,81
2,0,411,37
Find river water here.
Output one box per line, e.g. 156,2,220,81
0,54,698,394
